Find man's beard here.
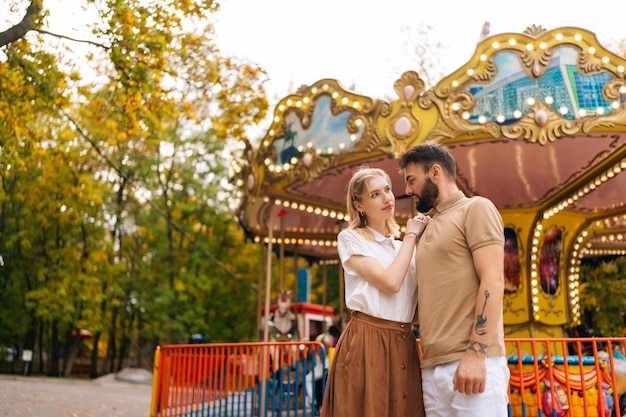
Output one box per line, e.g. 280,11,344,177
415,177,438,213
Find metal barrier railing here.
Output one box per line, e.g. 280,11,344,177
151,338,626,417
506,337,626,417
151,341,327,417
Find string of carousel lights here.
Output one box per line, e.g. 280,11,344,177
448,32,625,123
528,157,626,323
543,159,626,220
448,31,626,88
249,197,413,248
262,83,365,173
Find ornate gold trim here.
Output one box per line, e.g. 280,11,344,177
381,71,426,157
501,102,581,145
421,27,626,144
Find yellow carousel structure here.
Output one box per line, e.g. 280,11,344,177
231,25,626,344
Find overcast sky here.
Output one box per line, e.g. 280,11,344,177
3,1,625,106
213,0,626,100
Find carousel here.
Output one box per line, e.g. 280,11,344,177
231,25,626,343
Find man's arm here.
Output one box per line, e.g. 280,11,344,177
453,243,505,394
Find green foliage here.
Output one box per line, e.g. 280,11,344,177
0,0,269,374
579,257,626,337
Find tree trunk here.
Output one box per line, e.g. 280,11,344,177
90,331,102,379
101,306,118,374
0,1,41,47
49,320,60,376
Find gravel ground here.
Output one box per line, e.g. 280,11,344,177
0,373,152,417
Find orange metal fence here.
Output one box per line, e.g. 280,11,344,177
151,338,626,417
506,338,626,417
151,341,327,417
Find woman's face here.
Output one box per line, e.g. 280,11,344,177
355,175,395,222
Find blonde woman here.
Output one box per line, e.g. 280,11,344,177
320,166,428,417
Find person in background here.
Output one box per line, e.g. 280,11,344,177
400,143,509,417
328,307,343,347
320,166,428,417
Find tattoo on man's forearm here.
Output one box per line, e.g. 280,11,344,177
474,290,490,336
468,340,488,355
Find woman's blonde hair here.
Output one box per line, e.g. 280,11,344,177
345,166,400,239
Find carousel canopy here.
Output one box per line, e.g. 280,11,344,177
232,25,626,263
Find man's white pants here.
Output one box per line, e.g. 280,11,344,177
421,356,510,417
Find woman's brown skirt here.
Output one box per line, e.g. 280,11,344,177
320,311,425,417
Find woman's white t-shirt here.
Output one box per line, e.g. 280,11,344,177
337,227,417,323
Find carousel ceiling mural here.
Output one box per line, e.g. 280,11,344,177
231,25,626,338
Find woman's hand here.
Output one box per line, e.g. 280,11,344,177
405,215,430,238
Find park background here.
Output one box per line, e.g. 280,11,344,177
0,0,626,380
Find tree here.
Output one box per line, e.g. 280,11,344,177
0,0,269,376
0,1,41,48
395,23,447,92
579,257,626,337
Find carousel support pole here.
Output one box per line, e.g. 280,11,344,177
263,205,275,343
322,262,328,333
279,209,285,292
256,242,264,340
260,202,276,414
292,245,299,337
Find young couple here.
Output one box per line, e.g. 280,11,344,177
320,143,510,417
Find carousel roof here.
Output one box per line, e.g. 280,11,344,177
232,25,626,262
